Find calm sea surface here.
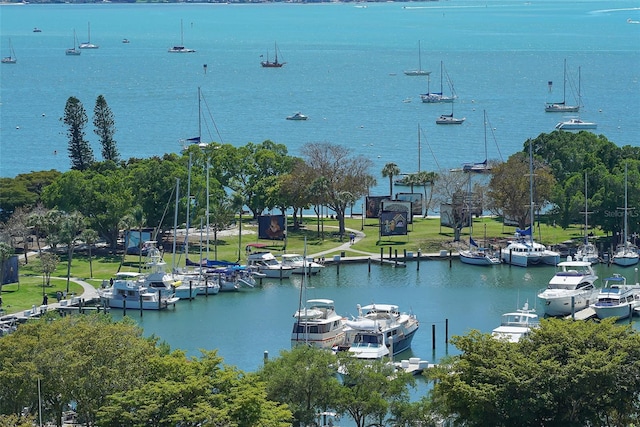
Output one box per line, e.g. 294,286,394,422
1,0,639,191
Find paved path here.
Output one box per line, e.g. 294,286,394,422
2,277,100,320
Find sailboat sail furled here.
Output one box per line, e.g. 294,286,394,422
79,22,99,49
65,30,81,56
261,42,285,68
420,61,456,103
545,59,579,112
2,38,16,64
404,40,430,76
168,19,195,53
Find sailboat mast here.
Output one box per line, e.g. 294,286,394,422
417,124,421,173
198,87,202,141
562,58,567,105
483,110,488,162
185,153,192,260
624,163,628,247
440,61,444,94
584,172,588,243
206,161,210,260
172,178,180,272
528,141,535,243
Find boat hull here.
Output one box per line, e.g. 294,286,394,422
612,254,639,267
459,251,501,266
538,290,599,317
593,303,637,320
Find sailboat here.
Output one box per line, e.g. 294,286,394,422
260,42,285,68
545,59,579,112
404,40,430,76
501,141,560,267
458,110,492,173
2,38,16,64
180,87,211,153
420,61,456,103
612,163,639,267
79,22,99,49
554,66,598,130
65,30,81,56
574,172,599,263
168,19,195,53
435,102,465,124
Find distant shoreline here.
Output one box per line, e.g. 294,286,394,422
1,0,438,4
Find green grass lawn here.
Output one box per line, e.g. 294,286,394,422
1,215,597,315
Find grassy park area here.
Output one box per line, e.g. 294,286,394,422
1,215,596,315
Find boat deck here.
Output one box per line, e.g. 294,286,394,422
565,307,597,321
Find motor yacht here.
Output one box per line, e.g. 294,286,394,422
537,258,599,316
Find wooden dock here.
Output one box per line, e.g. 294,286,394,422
565,307,597,321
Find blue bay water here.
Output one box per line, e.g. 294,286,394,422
1,1,639,194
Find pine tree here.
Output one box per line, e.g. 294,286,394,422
62,96,94,171
93,95,120,162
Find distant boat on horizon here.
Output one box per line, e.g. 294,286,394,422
261,42,285,68
404,40,430,76
168,19,195,53
2,38,17,64
65,29,81,56
78,22,99,49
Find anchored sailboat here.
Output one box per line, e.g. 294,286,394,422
612,163,639,267
420,61,456,103
168,19,195,53
65,30,81,56
404,40,430,76
261,42,285,68
79,22,99,49
2,38,16,64
545,59,579,112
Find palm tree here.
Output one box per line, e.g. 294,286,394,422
59,212,85,293
381,163,401,199
416,171,438,216
81,229,99,278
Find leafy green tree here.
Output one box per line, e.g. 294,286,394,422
259,346,342,426
62,96,94,171
0,241,14,299
487,150,556,229
382,162,401,198
93,95,119,162
302,143,374,236
39,251,59,287
27,204,49,256
80,228,99,278
0,171,60,222
335,354,414,427
428,319,640,426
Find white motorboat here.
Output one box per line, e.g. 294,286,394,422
612,164,639,267
501,228,560,267
592,274,640,320
99,272,179,310
537,258,599,316
286,112,308,121
555,117,597,130
459,237,501,266
342,304,419,360
492,301,539,343
291,299,347,349
141,241,200,301
246,251,294,278
280,253,324,275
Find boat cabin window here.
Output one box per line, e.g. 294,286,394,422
354,334,381,345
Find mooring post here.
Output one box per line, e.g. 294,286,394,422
380,248,384,265
445,318,449,344
368,257,371,273
417,250,421,271
449,250,452,268
432,324,436,350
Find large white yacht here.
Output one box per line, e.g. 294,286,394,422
537,259,599,316
291,299,347,349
